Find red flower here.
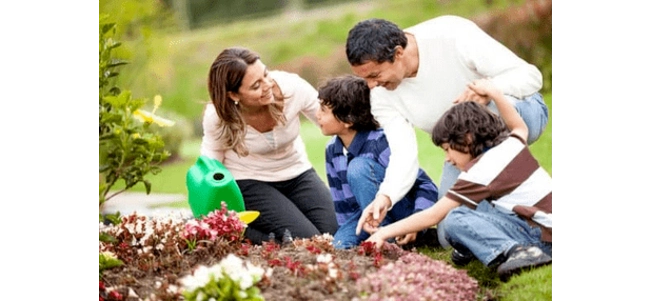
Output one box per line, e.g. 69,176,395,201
108,290,123,301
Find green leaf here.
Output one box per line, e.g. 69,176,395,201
107,58,128,68
101,23,116,35
99,232,117,243
144,180,151,194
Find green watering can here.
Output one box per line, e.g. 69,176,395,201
186,155,246,218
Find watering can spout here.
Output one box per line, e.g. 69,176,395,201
186,156,246,218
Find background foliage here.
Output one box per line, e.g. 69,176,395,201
99,0,552,195
99,15,170,205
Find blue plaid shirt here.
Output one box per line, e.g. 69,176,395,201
325,129,438,225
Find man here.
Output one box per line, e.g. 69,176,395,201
345,15,549,246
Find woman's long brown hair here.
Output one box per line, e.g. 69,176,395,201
207,47,286,156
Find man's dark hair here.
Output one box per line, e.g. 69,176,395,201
432,102,510,158
346,18,407,66
318,75,379,132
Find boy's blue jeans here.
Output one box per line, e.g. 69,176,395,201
438,201,552,266
333,157,415,249
437,92,549,247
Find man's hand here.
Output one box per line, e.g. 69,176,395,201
356,194,392,235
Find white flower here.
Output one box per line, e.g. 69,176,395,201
317,253,333,263
246,262,265,281
180,265,212,292
238,273,254,290
220,254,244,277
264,267,273,278
166,284,179,295
328,266,339,279
128,288,139,299
207,265,223,282
180,254,267,298
100,251,117,259
196,291,206,301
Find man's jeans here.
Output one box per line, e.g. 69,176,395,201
437,92,549,247
333,157,415,249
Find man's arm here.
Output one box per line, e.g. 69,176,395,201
355,94,420,235
377,116,420,206
454,20,542,103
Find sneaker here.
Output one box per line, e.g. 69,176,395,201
451,248,475,266
497,245,552,281
419,227,440,247
402,227,440,250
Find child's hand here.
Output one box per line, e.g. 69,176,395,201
453,86,490,105
466,78,500,99
395,232,418,245
366,231,387,249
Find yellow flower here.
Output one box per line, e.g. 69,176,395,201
133,95,176,127
153,95,162,112
133,109,175,127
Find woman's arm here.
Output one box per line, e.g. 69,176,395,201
199,104,226,162
283,72,320,125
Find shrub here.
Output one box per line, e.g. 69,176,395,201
99,14,172,207
475,0,552,92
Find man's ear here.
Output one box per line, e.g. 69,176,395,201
393,45,405,61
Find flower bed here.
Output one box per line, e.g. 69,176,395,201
99,204,479,300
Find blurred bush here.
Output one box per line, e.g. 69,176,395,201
475,0,552,92
149,108,195,161
101,0,551,126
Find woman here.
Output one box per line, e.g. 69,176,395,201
201,47,338,244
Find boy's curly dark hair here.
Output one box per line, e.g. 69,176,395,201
318,75,379,131
432,101,510,158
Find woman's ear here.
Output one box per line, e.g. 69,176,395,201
227,91,239,103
